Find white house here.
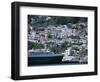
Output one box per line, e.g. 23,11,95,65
62,47,74,62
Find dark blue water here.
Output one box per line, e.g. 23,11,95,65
28,58,87,66
28,51,87,66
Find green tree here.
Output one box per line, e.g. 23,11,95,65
28,41,44,50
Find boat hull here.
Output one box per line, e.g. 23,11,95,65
28,56,63,66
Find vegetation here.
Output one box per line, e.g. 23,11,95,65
50,46,65,54
48,35,52,39
79,48,88,57
28,15,87,28
28,41,44,50
46,41,71,54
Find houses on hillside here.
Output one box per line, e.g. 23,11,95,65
28,22,87,51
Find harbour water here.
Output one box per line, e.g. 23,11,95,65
28,60,87,66
28,50,87,66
